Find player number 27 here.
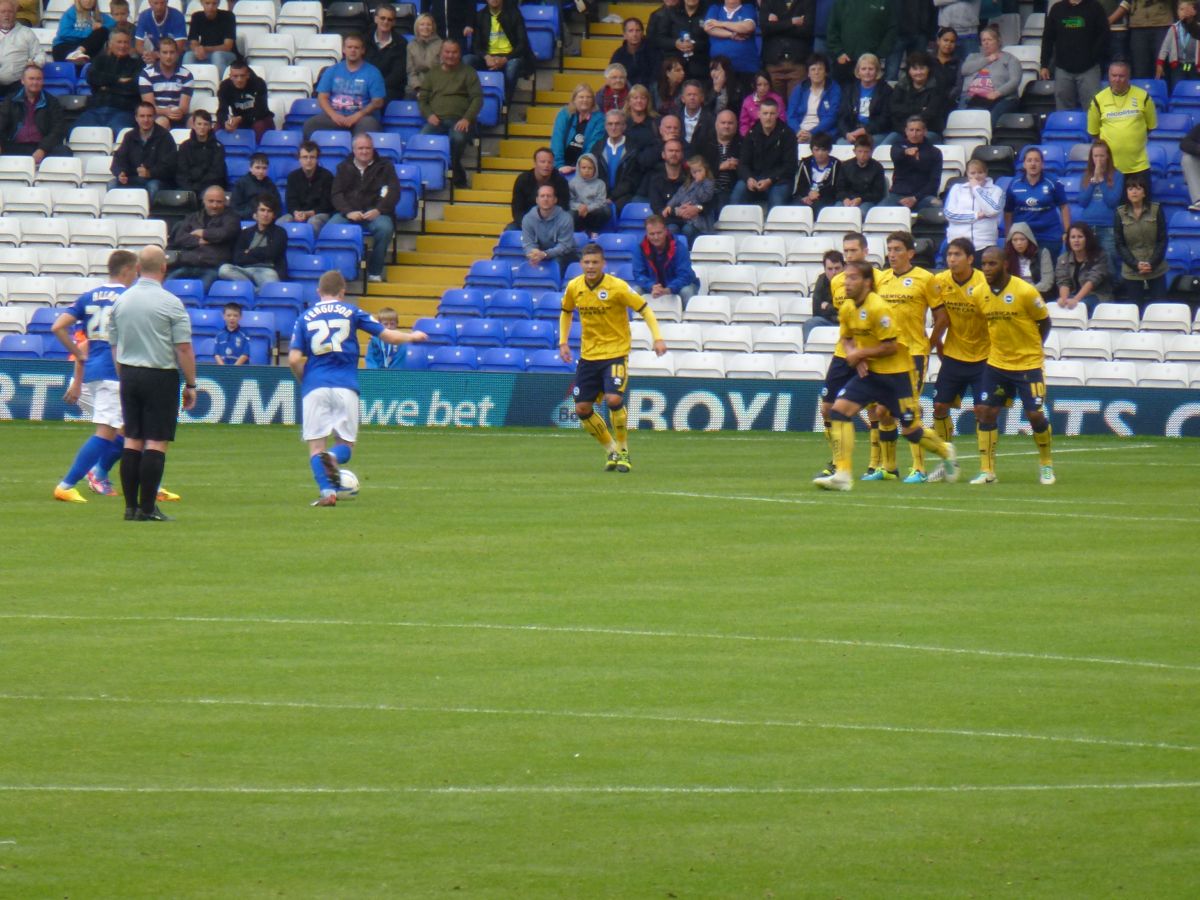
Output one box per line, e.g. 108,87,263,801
307,318,351,355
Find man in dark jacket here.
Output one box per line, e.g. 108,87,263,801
834,134,888,213
109,101,176,199
678,80,715,151
882,117,942,211
174,107,225,196
669,0,710,81
509,146,569,229
218,195,289,288
591,110,641,211
884,51,947,142
216,60,274,141
465,0,533,101
168,184,240,289
731,98,797,209
610,18,657,88
762,0,814,100
643,138,688,221
0,63,69,161
365,3,407,103
1039,0,1108,111
280,140,335,236
74,27,142,135
695,108,742,210
431,0,474,44
330,133,401,282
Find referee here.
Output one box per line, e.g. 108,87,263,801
108,246,197,521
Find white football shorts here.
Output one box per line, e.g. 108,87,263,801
301,386,359,442
81,379,123,429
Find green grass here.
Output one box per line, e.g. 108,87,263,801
2,422,1198,897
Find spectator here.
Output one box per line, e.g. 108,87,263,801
110,101,176,199
653,55,687,116
706,55,743,115
174,108,226,196
465,0,533,103
430,0,474,44
365,308,406,369
834,133,888,213
168,184,240,290
569,152,611,235
1179,116,1200,209
762,0,814,100
671,0,712,81
1156,0,1200,89
15,0,35,27
805,248,844,339
217,60,274,142
696,107,742,209
678,79,716,148
826,0,894,85
739,70,786,135
551,83,605,175
184,0,235,76
209,302,250,365
704,0,760,83
668,154,716,239
305,34,387,141
330,133,401,282
230,152,280,220
0,0,44,96
593,109,640,210
883,51,947,144
520,183,578,272
632,113,682,186
930,26,963,108
611,18,657,88
1105,0,1132,64
511,145,570,229
1125,0,1174,78
731,97,797,209
934,0,980,60
887,0,935,81
108,0,130,30
0,63,70,161
644,137,688,218
1005,223,1056,298
1040,0,1109,111
419,39,482,187
407,14,443,100
1055,222,1114,312
883,117,942,211
134,0,185,65
624,83,659,147
598,63,630,112
1005,146,1070,262
1087,59,1157,175
959,25,1021,125
794,131,839,212
630,214,700,301
648,0,684,64
53,0,115,64
74,25,139,135
812,0,835,54
279,140,335,236
836,52,892,144
1076,140,1124,273
1114,173,1168,307
786,52,841,143
366,3,408,104
943,157,1003,249
139,36,192,130
219,196,289,289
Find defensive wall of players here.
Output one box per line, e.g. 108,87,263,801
3,359,1200,437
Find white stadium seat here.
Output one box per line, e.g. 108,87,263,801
627,349,674,376
1139,303,1192,333
38,247,90,277
701,324,754,353
55,189,104,218
1085,360,1138,387
1048,304,1088,330
690,235,737,264
68,127,114,156
804,325,840,354
115,219,168,249
0,247,38,276
70,219,119,247
754,325,806,354
706,265,758,295
780,296,814,323
1137,362,1190,388
1113,332,1165,362
277,1,325,36
645,293,682,323
659,322,704,351
775,352,829,380
786,234,839,264
673,351,726,378
813,206,862,235
732,295,782,325
1089,302,1140,331
6,276,57,310
0,157,36,185
682,295,732,324
102,189,150,219
35,157,83,187
1059,330,1113,360
1165,334,1200,361
764,205,813,234
4,186,54,217
737,235,788,266
0,306,27,334
724,352,777,379
1043,360,1087,386
717,205,764,234
20,219,71,247
755,266,809,295
0,217,21,246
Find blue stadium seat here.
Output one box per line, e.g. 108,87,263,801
1169,209,1200,237
413,316,457,345
504,319,557,348
284,97,321,130
240,310,277,342
366,131,403,162
429,345,478,371
1165,240,1193,281
281,221,315,252
216,129,257,158
611,262,634,282
193,336,216,359
1131,78,1168,110
532,291,563,319
1041,111,1089,143
618,202,652,233
1059,173,1081,199
512,261,561,291
25,308,60,334
42,62,76,95
479,347,526,372
255,282,304,338
402,133,450,192
438,288,486,317
248,335,272,365
165,278,205,307
492,230,526,261
285,251,326,284
484,289,533,318
562,261,583,283
1153,112,1192,142
596,232,638,262
521,5,558,63
188,308,223,336
382,100,424,142
525,348,573,372
42,338,75,360
315,223,364,262
312,130,352,167
402,345,431,369
206,280,256,309
259,129,304,159
226,155,251,185
455,317,505,347
477,70,505,128
317,249,361,281
464,259,512,291
1147,143,1169,177
393,164,422,221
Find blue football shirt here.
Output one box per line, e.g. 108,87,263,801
290,299,384,396
66,283,127,382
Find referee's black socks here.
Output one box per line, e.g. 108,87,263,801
139,450,166,514
121,449,142,516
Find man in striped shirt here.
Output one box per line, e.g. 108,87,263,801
139,36,192,130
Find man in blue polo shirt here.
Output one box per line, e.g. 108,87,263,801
135,0,187,65
303,33,387,140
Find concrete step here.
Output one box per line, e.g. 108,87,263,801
376,263,468,286
452,187,511,204
481,155,535,172
562,56,612,72
499,137,549,157
354,297,437,320
581,37,621,57
471,171,520,191
367,280,449,299
551,71,605,93
443,204,511,225
507,122,553,138
395,251,482,267
524,105,560,125
534,90,574,105
415,234,499,256
424,219,505,237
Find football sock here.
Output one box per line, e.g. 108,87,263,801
61,435,109,488
331,444,352,465
933,415,953,444
978,424,998,474
579,411,615,450
120,449,142,512
867,421,881,469
609,405,628,451
905,426,950,459
879,422,898,472
823,418,833,456
1032,420,1052,465
100,435,125,475
138,450,165,514
310,453,335,492
908,435,925,473
829,412,855,472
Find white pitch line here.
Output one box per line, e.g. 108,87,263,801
2,613,1196,673
1,693,1190,753
994,444,1155,458
0,782,1198,796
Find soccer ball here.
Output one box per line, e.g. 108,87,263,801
337,469,360,497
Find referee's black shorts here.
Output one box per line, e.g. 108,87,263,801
119,366,182,441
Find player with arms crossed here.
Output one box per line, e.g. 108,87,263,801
927,237,992,483
559,242,667,473
289,271,427,507
872,231,937,483
813,261,958,492
975,246,1055,485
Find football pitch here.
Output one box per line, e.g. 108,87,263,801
2,421,1198,897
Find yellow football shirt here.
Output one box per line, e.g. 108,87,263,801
487,13,514,56
979,274,1049,371
560,273,662,360
1087,86,1156,176
876,265,934,357
838,290,912,375
929,268,990,363
830,266,885,359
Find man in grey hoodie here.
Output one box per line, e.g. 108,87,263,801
521,184,579,273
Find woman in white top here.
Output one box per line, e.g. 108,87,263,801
943,158,1004,250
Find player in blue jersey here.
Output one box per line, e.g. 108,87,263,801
288,271,427,507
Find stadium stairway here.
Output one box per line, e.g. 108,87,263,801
362,3,650,325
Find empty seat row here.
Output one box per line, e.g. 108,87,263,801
1047,330,1200,363
717,204,915,237
1048,302,1200,334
